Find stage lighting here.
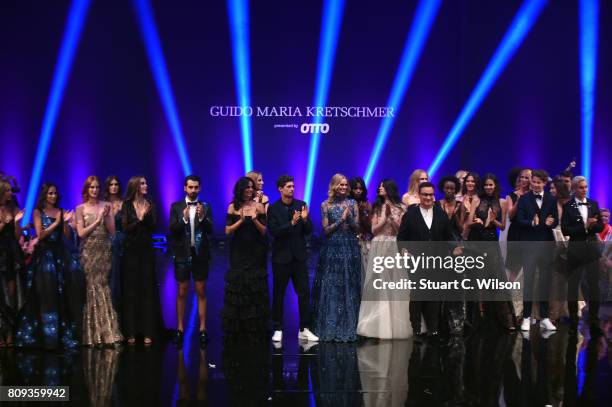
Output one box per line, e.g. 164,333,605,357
22,0,91,227
303,0,346,204
579,0,598,187
227,0,253,173
427,0,548,178
363,0,441,187
133,0,193,177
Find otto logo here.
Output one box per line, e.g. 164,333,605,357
300,123,330,134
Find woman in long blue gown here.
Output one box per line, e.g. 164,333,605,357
311,174,362,342
15,183,84,349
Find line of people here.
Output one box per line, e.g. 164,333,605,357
0,167,609,349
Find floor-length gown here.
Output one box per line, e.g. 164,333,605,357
467,197,515,329
357,203,412,339
221,213,269,342
0,220,23,343
312,197,362,342
81,212,123,345
15,212,84,349
109,209,124,316
121,203,163,340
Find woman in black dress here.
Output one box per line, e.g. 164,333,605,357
0,180,24,347
504,168,531,277
465,174,516,330
222,177,268,342
121,176,163,345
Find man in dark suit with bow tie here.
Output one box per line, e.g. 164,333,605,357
561,176,604,333
169,175,213,345
516,170,558,331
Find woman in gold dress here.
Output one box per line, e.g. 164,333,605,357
76,176,123,346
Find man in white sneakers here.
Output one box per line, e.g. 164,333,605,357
267,175,319,343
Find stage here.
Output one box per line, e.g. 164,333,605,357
0,245,610,405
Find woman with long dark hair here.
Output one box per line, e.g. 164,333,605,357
15,183,84,349
104,175,123,314
465,174,516,330
76,176,122,346
460,172,481,240
357,179,411,338
221,177,268,342
349,177,372,285
121,176,162,345
0,180,24,347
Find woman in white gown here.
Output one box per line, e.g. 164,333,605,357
357,179,412,339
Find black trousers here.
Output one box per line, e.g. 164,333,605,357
409,301,440,333
272,259,311,330
567,254,600,324
522,246,553,318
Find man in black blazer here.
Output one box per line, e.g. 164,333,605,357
561,176,604,332
267,175,318,343
515,170,558,331
169,175,213,345
397,182,457,337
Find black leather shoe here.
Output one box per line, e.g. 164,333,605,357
174,330,184,346
428,330,440,338
199,330,209,347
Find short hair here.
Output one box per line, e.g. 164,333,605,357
438,176,460,193
560,170,574,179
531,169,549,183
571,175,587,189
184,175,201,186
418,181,435,193
276,175,294,189
601,207,610,214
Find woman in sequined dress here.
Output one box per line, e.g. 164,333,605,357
76,176,123,346
15,183,84,349
312,174,361,342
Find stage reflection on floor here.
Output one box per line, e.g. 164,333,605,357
0,247,611,406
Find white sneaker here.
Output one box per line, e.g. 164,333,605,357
298,328,319,342
540,318,557,331
540,330,556,339
520,317,531,331
272,330,283,342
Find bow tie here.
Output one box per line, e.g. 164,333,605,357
578,202,589,206
534,194,542,200
187,201,198,206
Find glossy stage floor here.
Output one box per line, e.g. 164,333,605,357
1,243,611,406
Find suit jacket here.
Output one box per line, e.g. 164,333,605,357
267,198,313,263
169,199,213,260
398,204,455,257
515,191,558,241
561,198,603,261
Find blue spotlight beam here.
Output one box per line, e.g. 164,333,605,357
303,0,346,205
227,0,253,173
427,0,548,178
579,0,598,186
22,0,91,227
133,0,193,177
363,0,441,187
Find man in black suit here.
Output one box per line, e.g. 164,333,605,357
561,176,604,333
397,182,458,337
169,175,213,345
515,169,558,331
267,175,318,343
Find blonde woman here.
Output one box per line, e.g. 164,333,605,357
311,174,361,341
246,171,270,212
401,169,429,206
